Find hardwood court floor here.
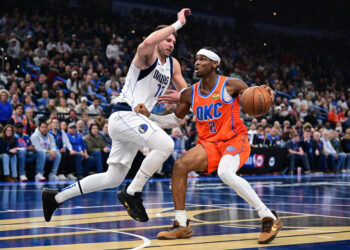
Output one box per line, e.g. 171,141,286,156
1,174,350,249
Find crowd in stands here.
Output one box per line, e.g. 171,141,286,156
0,4,349,182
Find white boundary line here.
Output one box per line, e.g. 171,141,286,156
57,226,151,250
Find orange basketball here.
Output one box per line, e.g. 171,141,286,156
241,86,272,117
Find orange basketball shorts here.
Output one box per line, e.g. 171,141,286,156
198,134,251,174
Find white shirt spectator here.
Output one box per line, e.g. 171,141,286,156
106,39,121,60
88,104,103,115
57,41,71,54
321,137,337,154
290,94,308,112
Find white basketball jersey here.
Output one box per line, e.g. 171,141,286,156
116,57,173,111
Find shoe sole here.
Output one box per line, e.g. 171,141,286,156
117,192,149,222
42,188,52,222
258,227,282,244
157,234,193,240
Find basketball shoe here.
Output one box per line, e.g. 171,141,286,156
42,188,61,222
157,220,193,239
258,211,283,244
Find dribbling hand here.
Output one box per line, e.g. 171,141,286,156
261,85,274,102
178,8,191,26
134,104,151,117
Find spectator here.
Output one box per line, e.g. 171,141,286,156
106,38,121,62
263,127,282,147
312,131,327,173
0,89,12,126
23,95,38,112
57,38,71,54
100,122,111,149
37,90,50,110
60,121,68,132
10,93,20,109
299,130,316,172
56,98,70,117
14,122,45,182
330,130,349,173
248,123,257,145
66,122,90,179
25,108,37,136
84,123,110,173
67,92,77,109
66,109,78,124
328,106,340,126
49,118,76,181
35,74,49,94
290,93,308,112
34,40,47,58
171,127,186,160
8,104,28,134
75,96,89,114
66,71,83,94
30,121,61,181
0,125,18,182
284,133,311,174
88,97,103,115
320,130,340,173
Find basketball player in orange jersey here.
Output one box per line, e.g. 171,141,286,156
134,47,283,244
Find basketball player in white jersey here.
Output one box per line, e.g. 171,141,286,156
42,8,191,223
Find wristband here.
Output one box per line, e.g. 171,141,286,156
179,88,187,94
171,20,183,31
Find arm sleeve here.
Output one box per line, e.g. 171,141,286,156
149,113,182,129
62,131,73,151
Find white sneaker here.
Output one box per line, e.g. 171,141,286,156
48,173,59,181
19,175,28,182
67,173,77,180
341,169,347,173
35,173,46,182
57,174,68,181
188,171,199,178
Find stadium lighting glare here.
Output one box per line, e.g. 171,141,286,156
273,12,277,16
263,42,267,46
131,30,135,34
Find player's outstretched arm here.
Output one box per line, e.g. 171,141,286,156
136,9,191,60
134,87,192,128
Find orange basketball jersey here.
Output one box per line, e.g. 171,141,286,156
191,75,247,142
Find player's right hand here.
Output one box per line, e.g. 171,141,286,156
178,8,191,26
134,104,151,117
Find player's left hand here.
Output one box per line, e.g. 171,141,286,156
177,8,191,26
261,85,274,102
134,104,151,117
157,89,180,104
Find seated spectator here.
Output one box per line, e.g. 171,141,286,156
30,121,61,181
66,71,83,94
49,118,76,181
88,97,103,115
252,124,264,146
66,122,90,179
312,131,327,173
67,92,77,109
60,121,68,132
328,106,340,127
248,123,257,145
25,108,37,136
8,104,29,134
299,130,316,172
23,95,38,112
321,130,342,173
100,122,111,149
66,109,78,124
330,130,349,173
263,127,282,147
0,125,18,182
84,124,110,173
171,127,186,160
37,90,50,110
284,133,310,174
56,98,70,118
0,89,12,126
75,96,89,114
14,122,45,182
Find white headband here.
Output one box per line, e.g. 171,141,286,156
196,49,221,65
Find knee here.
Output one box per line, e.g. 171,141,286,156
157,136,174,157
172,159,188,175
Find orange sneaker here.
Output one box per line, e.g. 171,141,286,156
157,220,193,240
258,211,283,244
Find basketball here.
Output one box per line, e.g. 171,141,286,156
241,86,272,117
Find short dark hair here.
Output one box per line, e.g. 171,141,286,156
14,122,24,128
39,121,47,127
15,103,24,110
89,123,99,133
155,25,178,39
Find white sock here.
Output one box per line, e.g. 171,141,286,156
127,130,174,195
218,154,277,221
175,210,187,227
55,163,129,203
256,204,277,220
127,170,150,195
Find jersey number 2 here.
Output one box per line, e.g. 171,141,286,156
209,121,216,133
154,84,165,97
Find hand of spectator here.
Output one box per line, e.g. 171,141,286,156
27,145,36,152
48,150,56,159
157,89,180,104
315,149,319,156
134,103,150,117
70,150,77,155
181,149,187,154
177,8,191,26
335,154,338,159
9,148,17,154
83,152,89,159
60,147,66,153
103,147,110,153
261,85,274,102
